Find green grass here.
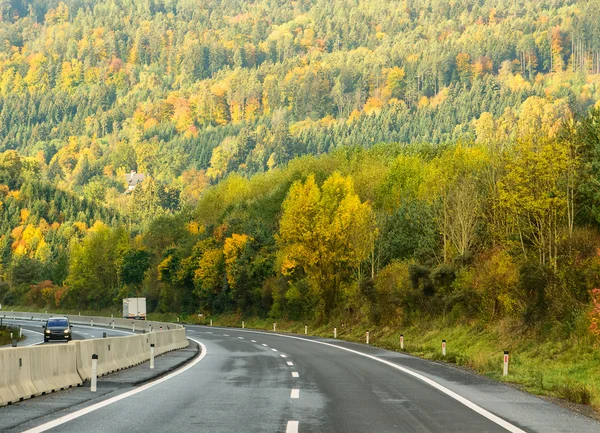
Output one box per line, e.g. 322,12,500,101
10,306,600,410
0,326,25,346
163,312,600,410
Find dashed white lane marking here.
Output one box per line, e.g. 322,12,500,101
286,421,299,433
292,372,299,378
23,339,208,433
280,354,287,358
206,332,213,334
223,334,229,336
287,361,294,366
271,348,278,352
238,337,244,339
291,389,299,399
204,327,527,433
262,343,268,347
251,340,256,342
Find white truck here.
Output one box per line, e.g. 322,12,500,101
123,297,147,320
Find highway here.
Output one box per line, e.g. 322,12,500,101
12,325,600,433
0,318,136,347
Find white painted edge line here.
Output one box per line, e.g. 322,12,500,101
287,361,294,366
292,372,299,378
191,326,526,433
23,338,208,433
271,348,278,352
3,319,135,336
291,389,299,399
286,420,299,433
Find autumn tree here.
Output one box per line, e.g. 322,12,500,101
277,172,375,316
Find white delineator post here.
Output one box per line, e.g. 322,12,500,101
210,319,213,327
334,327,337,339
366,331,370,345
242,321,245,329
273,322,277,332
91,354,98,392
132,322,135,332
112,321,115,329
91,319,93,327
503,351,509,376
442,340,446,356
400,334,404,350
150,344,155,369
19,326,22,338
304,325,307,335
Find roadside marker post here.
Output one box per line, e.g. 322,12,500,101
334,328,337,339
242,321,245,329
210,319,213,327
132,322,135,332
91,354,98,392
112,321,115,329
150,344,155,369
91,319,93,327
274,323,277,332
366,331,370,345
503,351,509,376
11,332,16,347
442,340,446,356
19,326,22,338
304,325,307,335
400,334,404,350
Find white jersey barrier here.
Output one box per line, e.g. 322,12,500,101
0,312,188,406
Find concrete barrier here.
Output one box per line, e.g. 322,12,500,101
29,344,81,395
0,312,188,406
0,349,16,405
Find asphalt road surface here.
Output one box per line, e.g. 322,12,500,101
0,318,136,347
13,325,600,433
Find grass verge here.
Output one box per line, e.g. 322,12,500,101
157,312,600,411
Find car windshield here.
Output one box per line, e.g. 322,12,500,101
47,319,68,327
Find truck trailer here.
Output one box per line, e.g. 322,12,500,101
123,297,146,320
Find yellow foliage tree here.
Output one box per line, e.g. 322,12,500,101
277,172,375,314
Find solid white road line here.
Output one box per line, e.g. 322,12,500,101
23,338,208,433
287,361,294,366
292,372,299,378
286,421,299,433
205,327,527,433
271,348,278,352
291,389,299,399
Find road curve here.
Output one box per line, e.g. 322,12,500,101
15,325,600,433
0,318,136,347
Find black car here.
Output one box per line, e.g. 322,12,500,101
43,317,73,342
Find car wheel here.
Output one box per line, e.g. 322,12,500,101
44,338,49,343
